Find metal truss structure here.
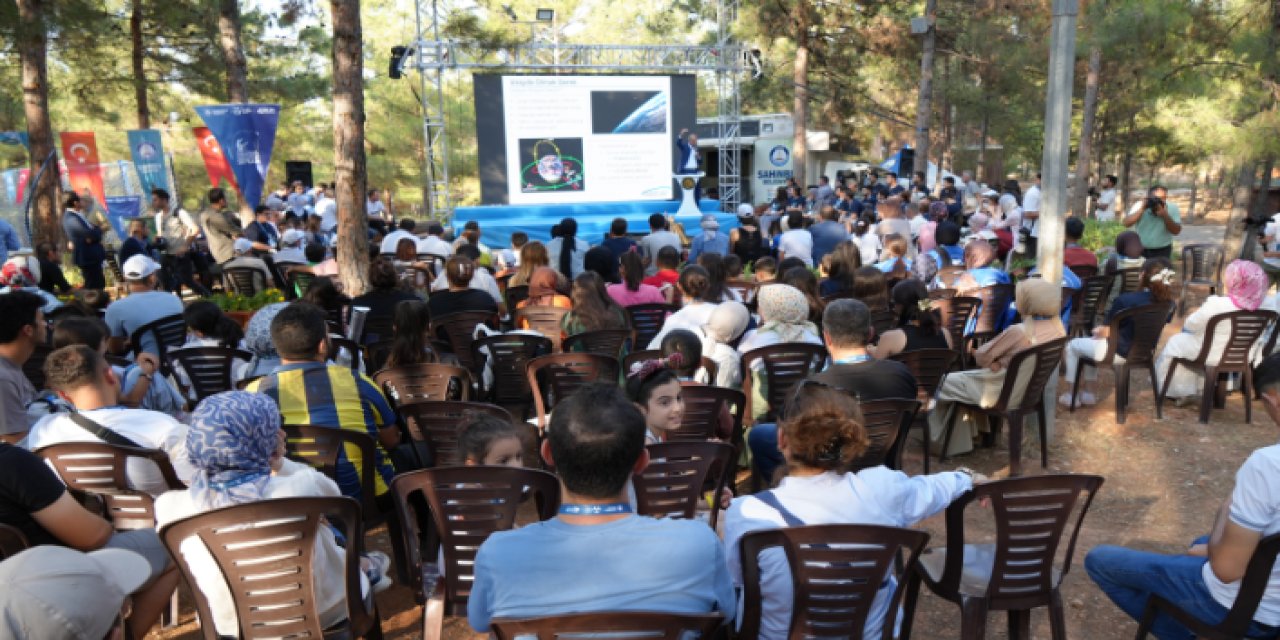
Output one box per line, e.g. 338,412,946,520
411,0,744,219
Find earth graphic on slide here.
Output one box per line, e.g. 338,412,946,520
612,92,668,134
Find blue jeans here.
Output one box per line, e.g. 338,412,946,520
1085,537,1280,640
748,423,784,484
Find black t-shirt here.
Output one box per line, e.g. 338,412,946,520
809,359,918,403
427,289,499,325
351,288,420,322
0,444,68,546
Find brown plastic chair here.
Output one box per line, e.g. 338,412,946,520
741,343,829,422
740,524,930,640
282,425,384,523
362,339,403,376
169,346,253,402
938,337,1069,476
1068,302,1174,424
727,279,757,305
1116,267,1145,295
525,353,620,432
390,466,559,640
934,296,980,358
562,328,634,358
1069,274,1115,338
360,314,396,346
130,313,187,376
622,349,719,385
890,348,960,474
1069,263,1099,280
396,401,515,467
374,362,472,406
670,385,746,449
1156,309,1276,424
158,496,383,639
222,266,266,296
904,474,1105,640
1135,531,1280,640
505,284,529,311
625,303,676,348
513,305,570,351
430,311,499,384
285,268,316,299
472,334,553,413
928,288,957,300
36,442,185,530
966,283,1017,355
869,306,898,341
850,398,921,473
327,336,364,373
633,441,734,529
491,612,723,640
1179,244,1225,316
0,524,28,560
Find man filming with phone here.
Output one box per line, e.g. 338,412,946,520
1123,184,1182,259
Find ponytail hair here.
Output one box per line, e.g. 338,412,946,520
182,300,244,348
446,255,476,289
892,279,940,337
1142,257,1177,303
883,234,909,277
557,217,578,279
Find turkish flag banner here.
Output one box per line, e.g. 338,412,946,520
193,126,241,195
59,132,108,210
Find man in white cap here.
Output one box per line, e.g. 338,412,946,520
687,214,729,262
221,237,274,293
0,546,150,640
274,228,309,267
104,255,182,357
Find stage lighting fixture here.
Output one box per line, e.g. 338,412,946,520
389,45,408,80
536,8,555,21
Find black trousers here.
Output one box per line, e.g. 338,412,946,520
1143,245,1173,260
162,253,211,296
80,263,106,290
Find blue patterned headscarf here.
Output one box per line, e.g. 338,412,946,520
186,391,282,509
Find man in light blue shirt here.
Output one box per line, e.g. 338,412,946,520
1122,184,1182,259
103,255,183,357
0,219,22,264
687,215,730,262
468,384,736,632
809,205,850,264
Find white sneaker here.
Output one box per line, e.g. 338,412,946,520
363,550,394,594
1059,391,1097,407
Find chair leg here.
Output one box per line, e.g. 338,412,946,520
1008,412,1024,477
1070,360,1086,413
1133,597,1158,640
1156,361,1180,420
959,597,989,640
917,415,930,475
1049,590,1069,640
1243,366,1255,424
1114,363,1129,425
1037,403,1049,469
899,571,923,640
1199,367,1217,424
1007,608,1031,640
940,405,959,464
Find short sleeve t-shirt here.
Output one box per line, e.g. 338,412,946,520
809,360,918,403
0,443,67,546
1132,201,1181,249
809,221,850,264
0,356,35,436
1204,444,1280,625
777,229,814,267
426,289,499,322
104,291,185,355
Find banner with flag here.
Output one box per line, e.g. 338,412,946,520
104,195,142,239
127,130,169,196
194,104,280,209
193,126,240,194
59,132,108,210
15,169,29,205
0,132,29,151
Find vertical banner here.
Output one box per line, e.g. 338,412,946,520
60,131,108,210
193,126,241,194
15,169,29,205
127,130,169,196
1,170,16,205
194,104,280,208
104,196,142,239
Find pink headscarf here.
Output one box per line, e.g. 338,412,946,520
1225,260,1268,311
917,221,938,253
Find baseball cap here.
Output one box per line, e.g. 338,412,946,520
0,546,150,640
736,203,754,216
281,229,307,246
233,237,254,255
121,254,160,280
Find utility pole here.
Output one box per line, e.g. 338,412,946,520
912,0,938,181
1037,0,1079,284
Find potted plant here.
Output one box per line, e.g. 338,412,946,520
209,289,285,329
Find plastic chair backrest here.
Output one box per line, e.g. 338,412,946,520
562,328,634,358
525,353,621,430
396,401,513,467
632,441,734,529
1190,310,1276,370
170,346,253,401
514,305,570,351
35,442,185,530
994,337,1069,414
130,313,187,373
1103,301,1176,366
669,385,745,443
222,266,263,296
374,362,472,405
849,398,920,472
889,348,958,397
1182,244,1224,285
472,334,553,405
741,343,829,420
431,311,499,379
625,303,677,348
281,425,381,518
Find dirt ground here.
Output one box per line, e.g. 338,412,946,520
155,214,1265,640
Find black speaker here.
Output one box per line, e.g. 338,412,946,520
897,149,915,179
389,46,408,80
285,161,313,189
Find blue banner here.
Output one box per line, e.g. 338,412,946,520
104,196,142,239
194,104,280,209
127,130,169,196
0,170,17,205
0,131,29,151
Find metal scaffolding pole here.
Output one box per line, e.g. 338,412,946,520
413,0,452,220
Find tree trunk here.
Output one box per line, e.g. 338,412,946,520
332,0,371,296
1187,170,1198,223
1120,111,1136,213
791,3,810,188
913,0,938,179
1072,43,1101,218
218,0,249,103
977,110,989,185
1223,160,1258,261
130,0,149,129
17,0,59,248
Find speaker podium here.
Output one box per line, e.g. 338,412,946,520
674,172,704,218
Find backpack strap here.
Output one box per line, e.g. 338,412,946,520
753,489,807,528
67,411,142,449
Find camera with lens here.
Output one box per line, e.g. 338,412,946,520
1146,196,1165,212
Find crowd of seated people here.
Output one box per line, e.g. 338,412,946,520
9,172,1280,639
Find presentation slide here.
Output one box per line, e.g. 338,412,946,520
474,74,698,206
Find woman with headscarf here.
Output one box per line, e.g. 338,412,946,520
697,300,750,389
155,391,388,637
991,191,1023,260
1155,260,1270,401
917,200,950,255
925,278,1065,456
516,266,572,311
242,301,289,377
914,220,964,284
950,240,1011,295
545,217,589,279
738,284,823,420
1104,230,1146,275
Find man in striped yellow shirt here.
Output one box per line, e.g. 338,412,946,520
247,302,399,507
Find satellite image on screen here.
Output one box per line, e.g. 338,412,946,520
518,137,585,193
591,91,668,134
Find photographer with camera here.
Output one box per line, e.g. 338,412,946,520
1123,184,1182,259
1094,175,1119,221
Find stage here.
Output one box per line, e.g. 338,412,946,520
455,199,736,249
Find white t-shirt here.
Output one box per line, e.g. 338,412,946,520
724,470,972,640
25,406,195,497
908,214,927,240
430,267,503,307
1022,185,1042,237
1096,188,1118,221
317,197,338,231
854,232,882,264
156,459,366,637
1204,444,1280,625
415,235,454,257
647,302,719,350
777,229,814,267
379,229,416,255
367,199,387,220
